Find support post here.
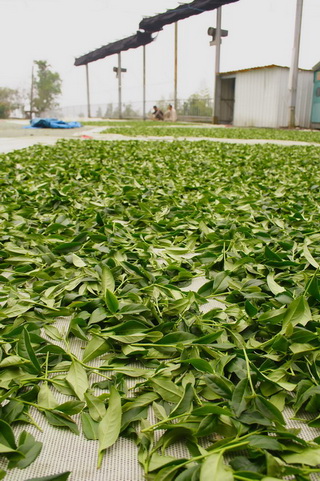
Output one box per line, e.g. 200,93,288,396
118,52,122,119
29,65,34,119
85,64,91,118
174,22,178,110
143,45,146,120
213,7,222,124
288,0,303,128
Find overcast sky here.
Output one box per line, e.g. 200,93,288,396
1,0,320,113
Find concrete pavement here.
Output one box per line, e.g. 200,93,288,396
1,120,320,153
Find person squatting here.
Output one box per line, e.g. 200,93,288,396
152,104,177,121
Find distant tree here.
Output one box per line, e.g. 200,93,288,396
32,60,62,115
182,89,212,117
104,103,114,118
122,103,139,119
0,87,20,118
96,107,103,118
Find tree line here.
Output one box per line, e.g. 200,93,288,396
1,59,212,120
0,60,61,119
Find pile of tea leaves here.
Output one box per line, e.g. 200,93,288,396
1,139,320,481
86,120,320,144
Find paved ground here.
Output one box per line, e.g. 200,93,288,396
1,119,320,153
0,119,93,153
0,119,93,137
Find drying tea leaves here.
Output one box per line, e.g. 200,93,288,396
0,139,320,480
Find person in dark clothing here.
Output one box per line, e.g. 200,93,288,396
152,105,164,120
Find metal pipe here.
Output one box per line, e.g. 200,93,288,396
174,22,178,110
30,65,34,119
288,0,303,128
213,7,222,124
118,52,122,119
143,45,146,120
85,64,91,118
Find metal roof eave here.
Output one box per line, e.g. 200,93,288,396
74,31,153,67
139,0,239,33
220,64,312,76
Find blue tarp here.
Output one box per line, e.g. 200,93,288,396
26,118,82,129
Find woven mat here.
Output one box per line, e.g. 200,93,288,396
1,292,320,481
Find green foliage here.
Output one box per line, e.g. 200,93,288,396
95,107,103,118
82,119,320,144
122,103,140,118
0,87,20,119
1,139,320,479
181,89,212,117
32,60,62,115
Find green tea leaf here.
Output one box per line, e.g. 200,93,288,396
281,296,312,333
192,405,232,417
254,395,285,425
149,378,183,403
248,434,282,451
122,392,159,413
175,466,200,481
105,289,119,313
81,412,99,440
82,336,109,363
84,392,107,422
231,378,250,417
89,307,108,325
0,355,29,367
66,360,89,401
170,383,194,417
0,419,16,449
303,243,319,268
267,272,285,295
17,328,41,374
200,453,234,481
72,253,87,267
45,410,79,435
98,386,122,467
0,443,16,453
148,452,181,472
38,382,59,409
24,472,71,481
8,431,42,469
203,375,233,400
181,358,213,373
56,401,85,415
281,447,320,466
101,265,115,293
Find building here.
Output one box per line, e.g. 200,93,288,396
219,65,313,128
311,62,320,129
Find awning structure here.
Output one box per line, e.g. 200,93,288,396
139,0,239,33
74,0,240,120
74,31,153,66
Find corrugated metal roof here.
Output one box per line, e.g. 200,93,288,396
139,0,238,32
312,61,320,72
75,0,239,67
74,31,153,66
221,64,312,76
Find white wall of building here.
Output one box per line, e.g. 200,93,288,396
296,70,313,128
276,69,313,128
234,67,283,127
222,66,313,128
